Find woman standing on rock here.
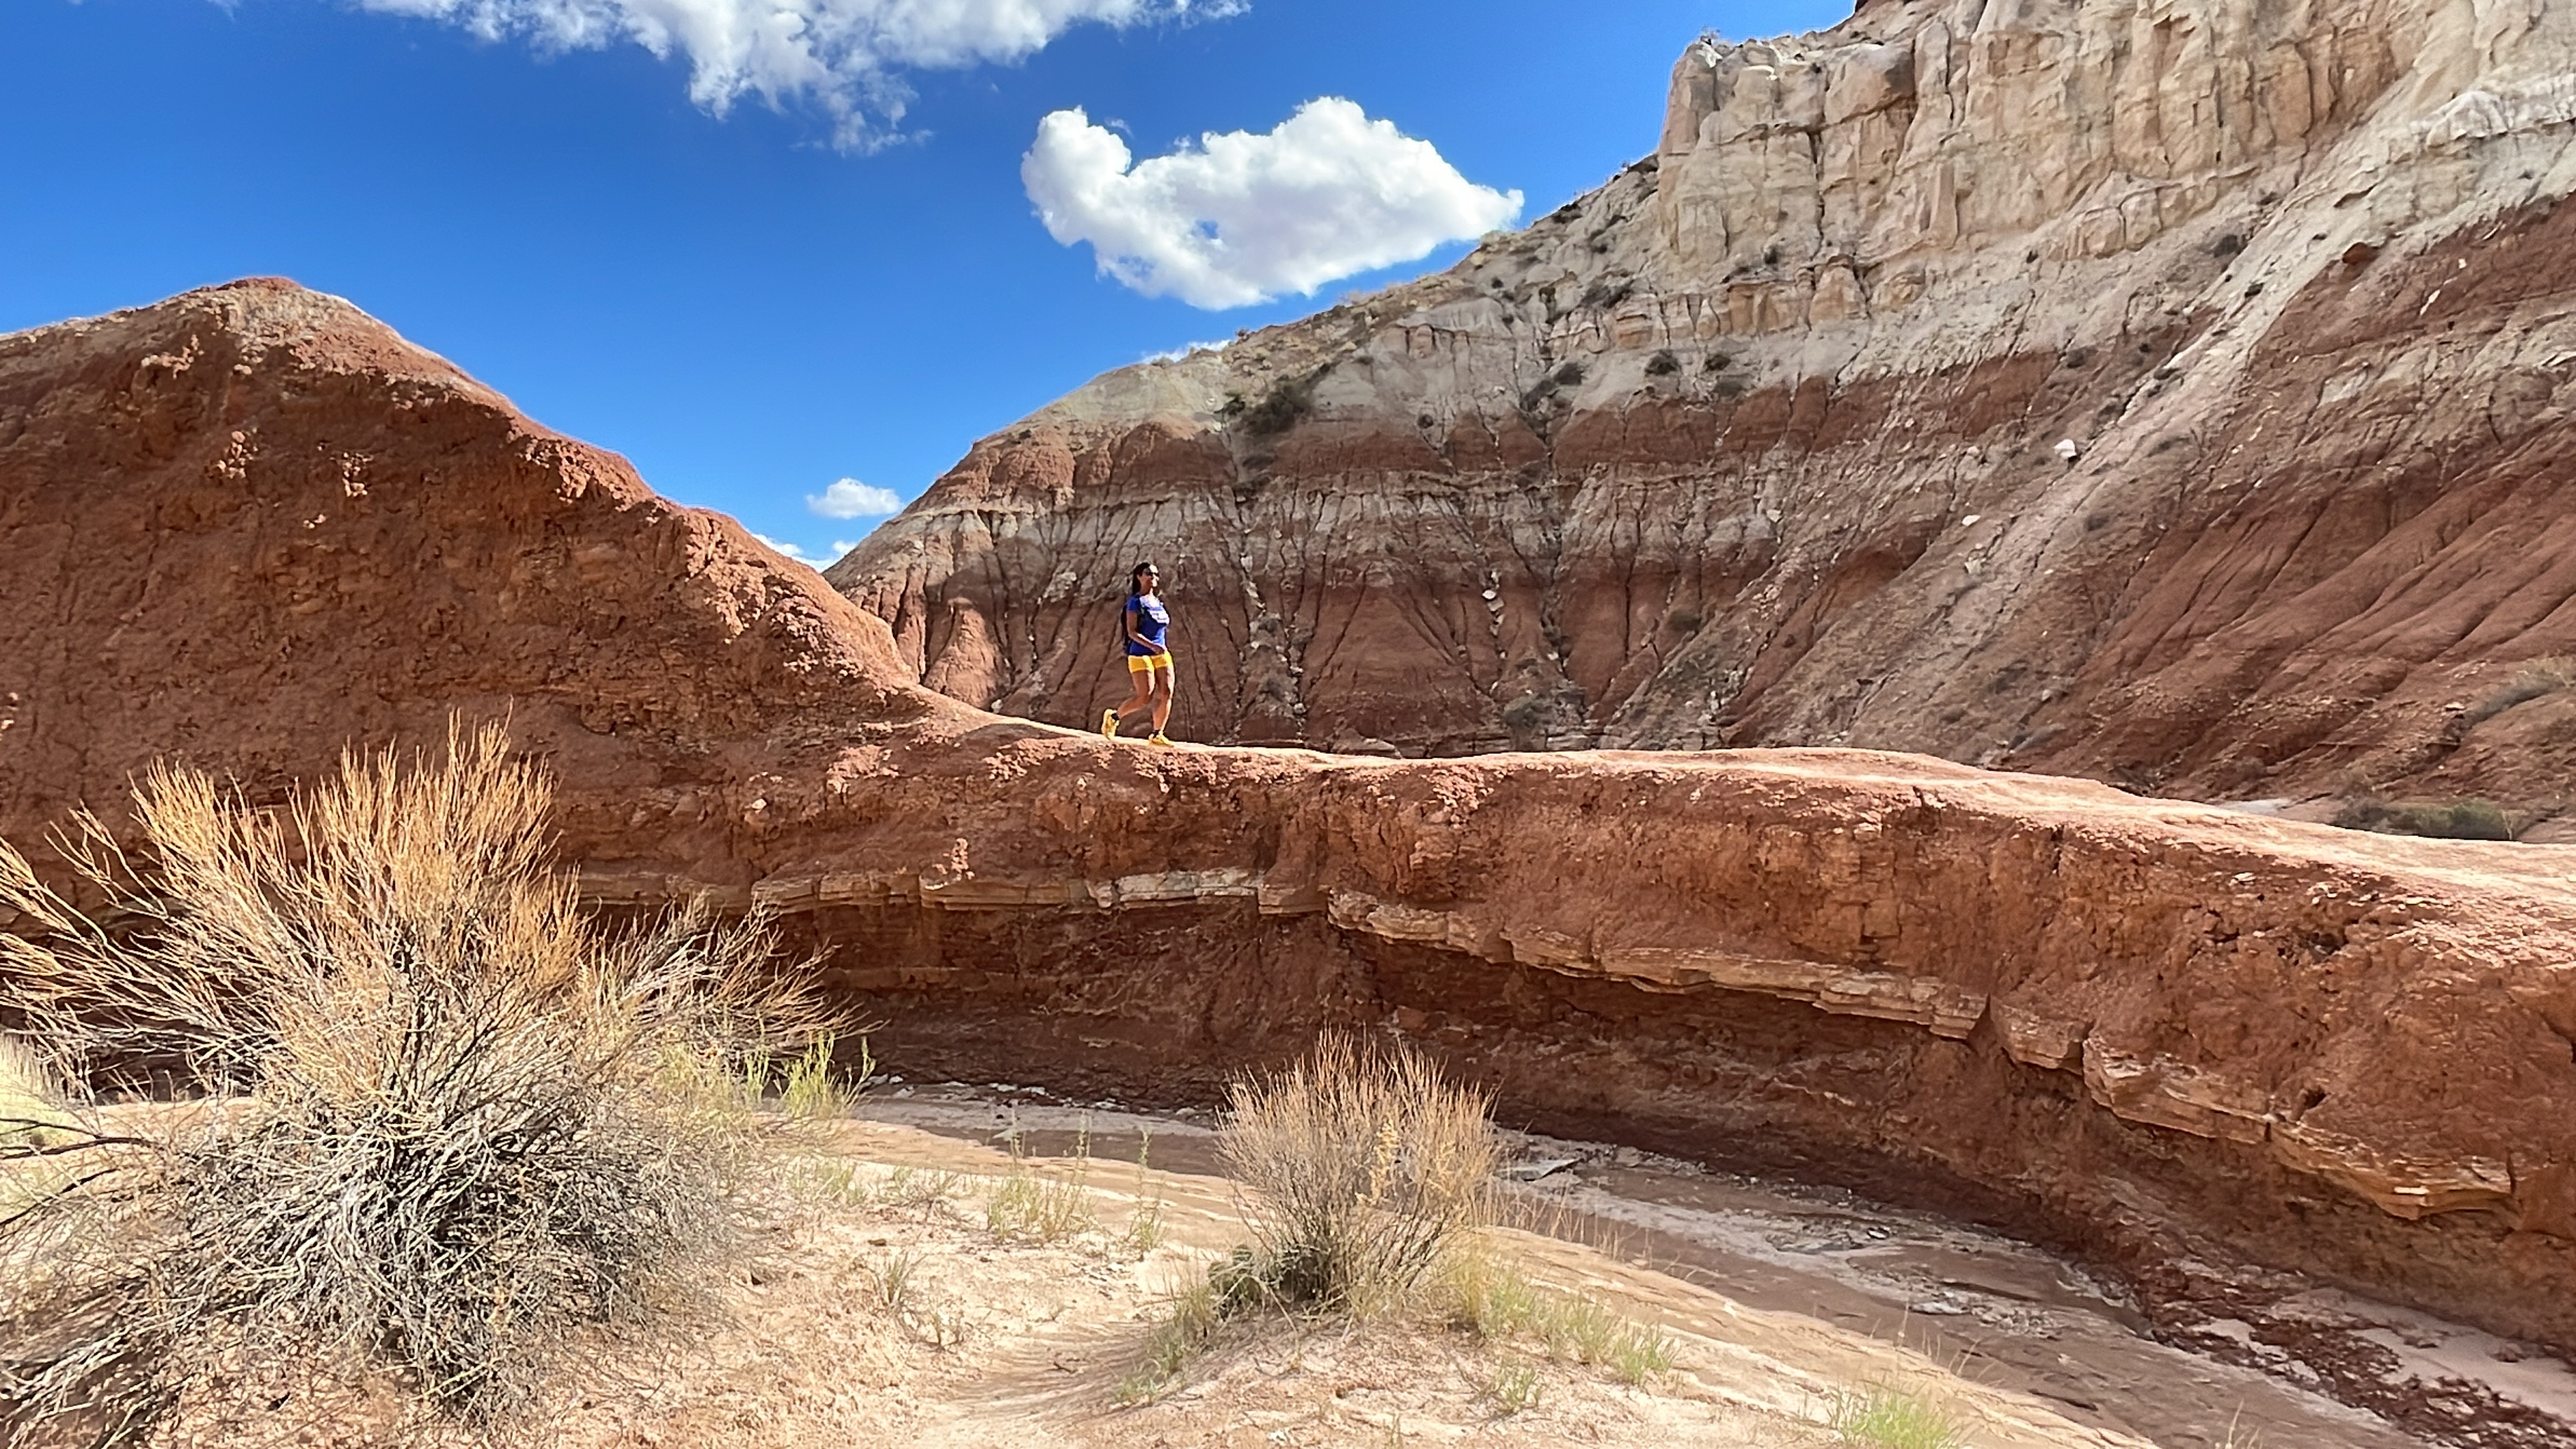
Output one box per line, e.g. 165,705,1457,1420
1101,561,1176,746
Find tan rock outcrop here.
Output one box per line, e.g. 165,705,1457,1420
831,0,2576,819
5,283,2576,1393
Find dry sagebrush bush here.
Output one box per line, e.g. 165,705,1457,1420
1136,1041,1676,1405
1219,1034,1498,1317
0,1035,76,1149
0,723,834,1446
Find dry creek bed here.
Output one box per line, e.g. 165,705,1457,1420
852,1083,2576,1449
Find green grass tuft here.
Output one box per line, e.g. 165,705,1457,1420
1120,1133,1168,1258
1443,1248,1672,1384
1488,1360,1544,1415
1117,1267,1228,1404
985,1131,1097,1245
1830,1384,1966,1448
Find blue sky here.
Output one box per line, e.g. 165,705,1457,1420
4,0,1847,564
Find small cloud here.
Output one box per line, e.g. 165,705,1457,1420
807,478,904,518
1022,97,1522,309
353,0,1242,150
1142,338,1230,363
753,533,850,570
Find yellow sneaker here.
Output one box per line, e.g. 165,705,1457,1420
1147,732,1174,748
1100,708,1120,740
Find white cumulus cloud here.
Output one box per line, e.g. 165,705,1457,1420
753,533,859,570
353,0,1237,147
1021,98,1522,309
808,477,904,518
1142,338,1228,363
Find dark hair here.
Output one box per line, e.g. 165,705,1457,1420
1127,561,1159,600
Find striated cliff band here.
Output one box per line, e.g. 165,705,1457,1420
2,282,2573,1443
832,0,2576,818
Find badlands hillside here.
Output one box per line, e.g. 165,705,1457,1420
1,280,2573,1445
832,0,2576,819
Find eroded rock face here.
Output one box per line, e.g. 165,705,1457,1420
831,0,2576,814
3,285,2575,1419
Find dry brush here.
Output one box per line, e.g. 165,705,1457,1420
0,723,834,1445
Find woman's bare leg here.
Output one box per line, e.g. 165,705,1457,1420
1148,668,1174,735
1108,673,1153,734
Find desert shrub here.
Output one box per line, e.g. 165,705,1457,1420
0,723,832,1444
1219,1035,1496,1318
2330,796,2516,841
1131,1043,1677,1402
1830,1384,1965,1448
1576,278,1631,311
0,1035,75,1150
885,1165,965,1211
1237,369,1323,437
2465,661,2574,727
1645,349,1680,377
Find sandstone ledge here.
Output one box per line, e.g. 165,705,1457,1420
647,737,2576,1287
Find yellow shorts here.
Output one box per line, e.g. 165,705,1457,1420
1127,651,1174,674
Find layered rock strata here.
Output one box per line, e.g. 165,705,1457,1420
1,285,2574,1432
833,0,2576,816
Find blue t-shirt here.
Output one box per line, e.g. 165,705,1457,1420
1125,594,1169,656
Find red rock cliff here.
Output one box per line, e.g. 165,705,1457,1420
2,283,2574,1431
831,0,2576,823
